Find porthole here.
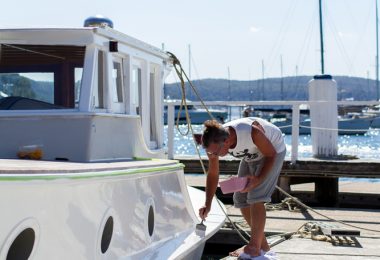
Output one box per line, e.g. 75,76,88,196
144,197,155,241
148,206,154,237
6,228,35,260
0,218,39,260
101,216,113,254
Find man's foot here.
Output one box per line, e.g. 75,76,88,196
243,244,260,257
229,245,245,257
230,245,267,257
237,246,261,260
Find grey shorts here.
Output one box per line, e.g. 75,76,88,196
233,149,286,208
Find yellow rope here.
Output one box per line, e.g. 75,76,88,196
167,52,251,244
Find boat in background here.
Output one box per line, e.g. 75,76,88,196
275,116,373,135
243,107,373,135
164,100,227,124
0,16,225,259
363,105,380,128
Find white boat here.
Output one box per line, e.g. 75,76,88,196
164,100,227,124
0,16,225,259
244,108,372,135
273,115,373,135
363,105,380,128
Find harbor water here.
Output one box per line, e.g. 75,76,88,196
164,124,380,160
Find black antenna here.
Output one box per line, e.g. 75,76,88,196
319,0,325,74
376,0,379,100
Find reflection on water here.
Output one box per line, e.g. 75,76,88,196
164,125,380,160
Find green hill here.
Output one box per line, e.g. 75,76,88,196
164,76,378,101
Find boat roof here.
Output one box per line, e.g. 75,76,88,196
0,27,170,60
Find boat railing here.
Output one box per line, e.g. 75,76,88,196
165,100,380,162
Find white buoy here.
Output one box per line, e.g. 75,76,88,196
308,75,338,157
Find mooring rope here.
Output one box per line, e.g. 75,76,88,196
167,51,253,244
275,124,380,132
275,185,380,234
299,125,380,132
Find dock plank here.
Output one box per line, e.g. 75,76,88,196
178,156,380,178
273,237,380,260
221,236,380,260
209,205,380,259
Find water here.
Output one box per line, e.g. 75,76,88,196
164,125,380,160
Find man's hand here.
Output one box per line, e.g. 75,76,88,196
199,205,211,220
240,175,261,193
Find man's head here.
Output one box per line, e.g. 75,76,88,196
202,120,229,156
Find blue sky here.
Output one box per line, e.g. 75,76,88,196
1,0,378,81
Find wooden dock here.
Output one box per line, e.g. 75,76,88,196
186,175,380,259
208,205,380,259
180,156,380,259
178,156,380,207
178,156,380,178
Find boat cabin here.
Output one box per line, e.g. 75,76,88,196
0,18,172,162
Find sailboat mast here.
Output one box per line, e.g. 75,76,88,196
376,0,379,100
319,0,325,74
280,55,284,100
188,44,191,80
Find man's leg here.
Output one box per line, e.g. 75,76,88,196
229,205,269,257
241,206,270,252
242,202,267,256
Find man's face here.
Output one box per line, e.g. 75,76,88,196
206,141,228,157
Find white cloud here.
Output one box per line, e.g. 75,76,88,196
249,26,261,33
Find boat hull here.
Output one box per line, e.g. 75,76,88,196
0,159,225,259
370,116,380,128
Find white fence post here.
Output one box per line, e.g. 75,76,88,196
291,104,300,162
167,104,175,159
309,76,338,157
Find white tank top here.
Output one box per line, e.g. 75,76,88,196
223,117,286,162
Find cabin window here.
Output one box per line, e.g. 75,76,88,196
112,62,123,103
0,72,54,103
0,44,85,110
74,68,83,108
132,67,142,115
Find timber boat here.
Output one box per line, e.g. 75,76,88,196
0,16,225,259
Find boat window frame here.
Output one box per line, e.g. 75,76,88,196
93,49,106,110
109,55,126,114
148,63,162,149
0,44,85,110
131,60,143,116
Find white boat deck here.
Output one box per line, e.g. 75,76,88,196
0,158,182,174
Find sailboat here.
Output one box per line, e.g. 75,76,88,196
269,0,377,135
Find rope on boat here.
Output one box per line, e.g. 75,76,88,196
166,51,212,177
167,51,253,244
2,44,66,60
167,52,216,130
299,125,380,132
275,124,380,132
